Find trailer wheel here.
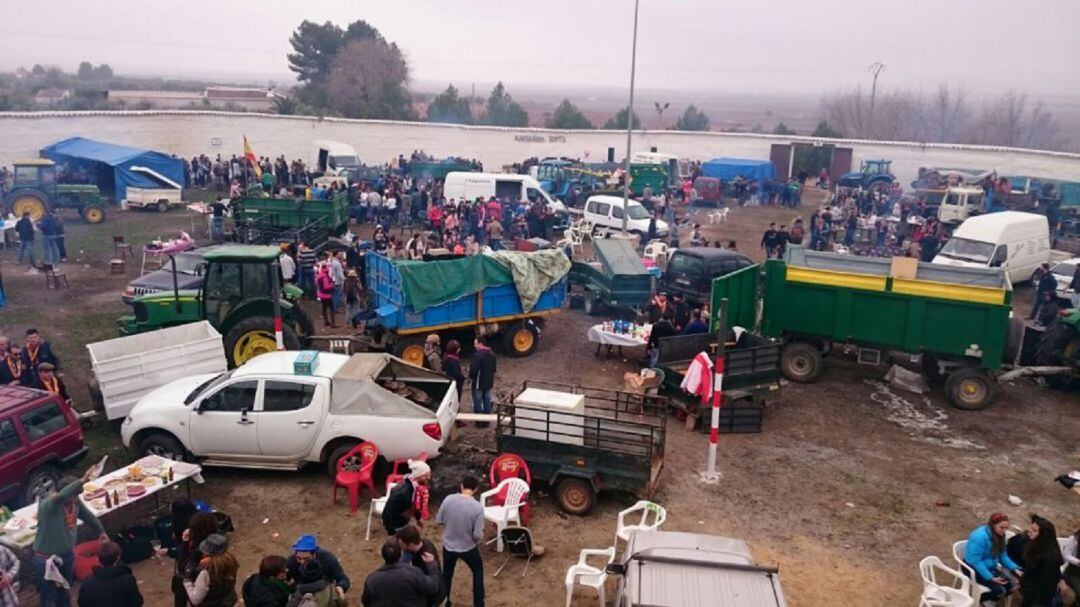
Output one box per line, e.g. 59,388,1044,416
157,200,170,213
556,477,596,515
87,378,105,413
780,342,823,383
944,368,997,411
394,337,427,368
504,322,539,358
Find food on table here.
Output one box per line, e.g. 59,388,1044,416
126,484,146,498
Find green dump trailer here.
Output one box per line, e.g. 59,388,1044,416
712,246,1018,410
233,191,349,251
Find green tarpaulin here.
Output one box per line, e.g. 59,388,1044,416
396,249,570,312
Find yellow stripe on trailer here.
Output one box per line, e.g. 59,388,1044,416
785,266,887,292
891,278,1007,305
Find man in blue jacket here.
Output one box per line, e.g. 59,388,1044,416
964,513,1022,602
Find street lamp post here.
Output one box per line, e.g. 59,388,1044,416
621,0,640,236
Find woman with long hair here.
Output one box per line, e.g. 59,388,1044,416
185,534,239,606
168,511,220,607
964,513,1023,603
1064,525,1080,607
442,339,464,400
1019,515,1065,607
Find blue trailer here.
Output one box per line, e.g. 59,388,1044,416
363,251,569,365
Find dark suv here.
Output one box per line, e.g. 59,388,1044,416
0,386,88,506
660,247,753,306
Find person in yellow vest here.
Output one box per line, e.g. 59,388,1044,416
31,363,70,405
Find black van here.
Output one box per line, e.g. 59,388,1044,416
659,247,753,305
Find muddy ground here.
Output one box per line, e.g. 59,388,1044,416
0,191,1077,606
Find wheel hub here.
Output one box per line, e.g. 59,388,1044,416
233,330,277,365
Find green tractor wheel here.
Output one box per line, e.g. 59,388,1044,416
1035,321,1080,390
9,189,49,221
82,204,106,224
225,316,299,367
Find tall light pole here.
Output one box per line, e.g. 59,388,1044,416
621,0,640,236
867,62,885,138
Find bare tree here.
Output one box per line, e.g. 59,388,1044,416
921,84,969,143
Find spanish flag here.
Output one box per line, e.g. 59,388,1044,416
243,135,262,179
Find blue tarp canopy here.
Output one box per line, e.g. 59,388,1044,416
701,157,776,183
40,136,184,201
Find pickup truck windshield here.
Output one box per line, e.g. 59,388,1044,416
938,237,995,263
184,371,232,404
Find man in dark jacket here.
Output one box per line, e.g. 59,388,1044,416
671,294,691,332
242,555,291,607
286,534,351,595
21,328,59,386
15,212,36,267
361,540,440,607
396,525,444,606
468,338,497,424
77,540,143,607
1029,263,1058,320
647,310,678,367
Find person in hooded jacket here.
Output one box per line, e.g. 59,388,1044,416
287,559,345,607
77,541,143,607
242,555,291,607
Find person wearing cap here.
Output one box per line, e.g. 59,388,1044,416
285,534,350,596
361,539,440,607
383,460,432,535
964,513,1022,602
75,540,144,607
31,362,70,405
183,534,239,606
423,334,442,373
287,558,346,607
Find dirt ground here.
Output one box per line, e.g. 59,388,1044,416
1,192,1078,607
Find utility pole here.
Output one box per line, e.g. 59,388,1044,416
867,62,885,138
621,0,640,236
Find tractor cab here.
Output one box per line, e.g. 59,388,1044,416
861,159,892,176
120,245,311,367
4,159,105,223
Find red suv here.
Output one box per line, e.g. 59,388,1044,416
0,386,88,506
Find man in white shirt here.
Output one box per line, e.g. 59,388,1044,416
328,252,345,312
279,248,296,283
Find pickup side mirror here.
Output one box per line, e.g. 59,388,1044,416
605,563,626,575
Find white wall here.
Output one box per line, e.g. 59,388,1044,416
2,111,1080,187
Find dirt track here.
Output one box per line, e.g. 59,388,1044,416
1,195,1077,606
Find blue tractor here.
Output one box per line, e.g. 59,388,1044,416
839,159,894,192
535,159,607,207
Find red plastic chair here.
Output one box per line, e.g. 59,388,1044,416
489,453,532,525
332,442,378,514
386,452,429,490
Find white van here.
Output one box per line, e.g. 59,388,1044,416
442,172,567,214
312,140,360,176
932,211,1050,284
583,194,668,237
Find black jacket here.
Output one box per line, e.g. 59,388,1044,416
15,217,34,241
382,477,416,533
21,341,60,376
648,319,677,349
242,574,291,607
442,355,465,398
77,564,144,607
285,548,351,593
360,562,441,607
403,539,445,607
469,347,497,391
1019,553,1063,606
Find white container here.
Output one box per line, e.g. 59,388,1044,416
513,388,585,446
87,321,228,420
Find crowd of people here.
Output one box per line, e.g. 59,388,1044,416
11,210,68,271
0,329,68,403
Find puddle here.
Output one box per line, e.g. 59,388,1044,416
863,380,984,450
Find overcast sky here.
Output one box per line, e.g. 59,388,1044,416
2,0,1078,97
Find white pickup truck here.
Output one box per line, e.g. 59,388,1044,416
120,352,459,473
124,166,183,212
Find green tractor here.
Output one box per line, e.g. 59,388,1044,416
1035,308,1080,390
118,245,315,367
4,159,107,223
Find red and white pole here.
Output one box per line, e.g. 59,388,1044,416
701,298,727,482
271,258,285,351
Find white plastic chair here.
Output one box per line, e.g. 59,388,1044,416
481,477,529,552
614,500,667,550
564,546,615,607
558,228,584,255
951,541,990,604
365,482,397,541
708,207,729,224
919,555,974,607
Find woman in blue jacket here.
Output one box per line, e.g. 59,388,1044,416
965,513,1023,601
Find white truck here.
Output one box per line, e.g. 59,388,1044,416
937,185,987,224
123,166,184,212
120,351,459,473
313,140,361,177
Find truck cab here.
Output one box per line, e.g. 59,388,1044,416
938,186,986,224
312,140,361,176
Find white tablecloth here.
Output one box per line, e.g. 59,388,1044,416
587,324,648,347
0,455,202,549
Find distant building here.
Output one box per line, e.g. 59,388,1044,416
34,88,71,106
107,89,204,109
105,86,285,111
203,86,285,112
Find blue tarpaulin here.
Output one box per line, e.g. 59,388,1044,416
41,137,184,201
701,157,776,183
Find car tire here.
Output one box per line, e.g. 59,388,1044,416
87,378,105,412
1035,321,1080,390
23,465,61,506
224,316,300,368
138,433,188,461
326,442,360,476
157,201,169,213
